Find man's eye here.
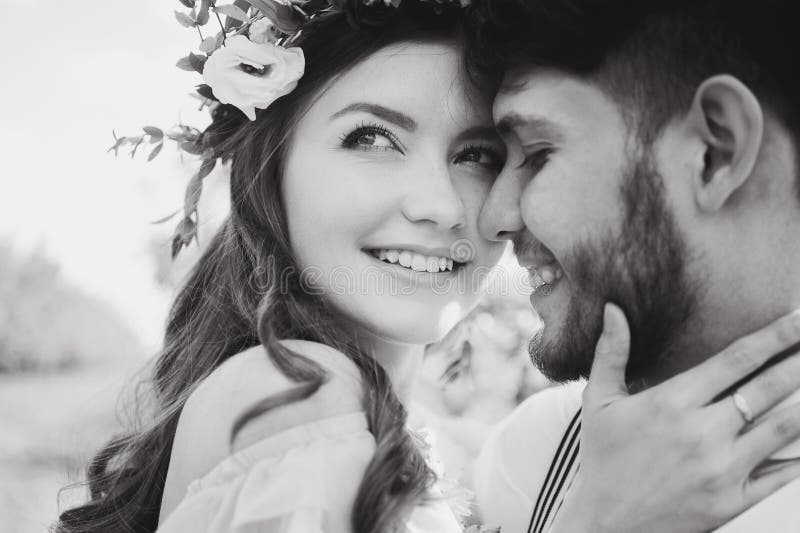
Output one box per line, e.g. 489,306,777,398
340,123,402,153
522,148,553,174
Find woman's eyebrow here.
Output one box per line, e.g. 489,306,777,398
330,102,417,132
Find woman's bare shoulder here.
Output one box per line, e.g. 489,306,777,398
180,340,363,453
160,341,364,523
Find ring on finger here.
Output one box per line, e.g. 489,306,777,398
732,391,755,424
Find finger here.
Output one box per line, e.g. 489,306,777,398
743,457,800,509
737,402,800,470
585,303,631,405
715,352,800,427
656,309,800,407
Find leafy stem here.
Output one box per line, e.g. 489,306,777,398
214,11,227,43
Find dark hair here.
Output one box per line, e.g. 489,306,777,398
54,2,470,532
464,0,800,196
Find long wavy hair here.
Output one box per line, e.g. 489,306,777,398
54,3,469,532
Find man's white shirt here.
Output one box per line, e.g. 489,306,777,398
474,383,800,533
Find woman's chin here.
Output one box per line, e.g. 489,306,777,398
365,314,462,346
355,302,472,346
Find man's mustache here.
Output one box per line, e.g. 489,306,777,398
512,231,552,261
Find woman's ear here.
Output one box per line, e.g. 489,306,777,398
686,74,763,212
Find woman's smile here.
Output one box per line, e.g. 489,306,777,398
283,40,505,344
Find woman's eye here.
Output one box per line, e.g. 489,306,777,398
455,144,504,172
340,124,402,153
354,132,390,148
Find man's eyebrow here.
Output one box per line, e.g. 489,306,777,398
495,113,563,141
330,102,417,131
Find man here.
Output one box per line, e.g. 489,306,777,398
467,1,800,531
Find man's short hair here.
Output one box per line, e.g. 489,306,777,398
465,0,799,195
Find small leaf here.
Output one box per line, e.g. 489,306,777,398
196,0,212,25
184,173,203,217
223,0,251,30
176,55,195,71
199,36,218,53
129,136,144,158
171,233,183,259
148,142,164,161
174,10,197,28
180,140,204,155
213,4,250,23
151,209,180,225
143,126,164,141
107,134,127,155
196,84,216,101
234,0,253,13
188,52,207,74
167,125,198,142
178,0,196,8
240,0,272,14
198,157,216,179
241,0,302,33
171,217,197,259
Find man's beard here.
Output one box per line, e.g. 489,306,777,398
528,152,701,386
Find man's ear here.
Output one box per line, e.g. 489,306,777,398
686,74,763,212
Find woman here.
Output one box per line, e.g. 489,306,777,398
55,1,800,532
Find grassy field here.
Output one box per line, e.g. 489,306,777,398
0,362,135,533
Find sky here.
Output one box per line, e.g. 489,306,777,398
0,0,231,348
0,0,527,351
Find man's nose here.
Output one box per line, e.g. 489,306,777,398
478,168,526,241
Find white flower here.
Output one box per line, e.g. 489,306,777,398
248,17,279,44
202,35,305,121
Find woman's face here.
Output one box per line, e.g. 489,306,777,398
282,40,506,345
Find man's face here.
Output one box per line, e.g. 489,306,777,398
480,69,701,384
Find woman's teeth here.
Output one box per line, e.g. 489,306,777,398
369,249,455,273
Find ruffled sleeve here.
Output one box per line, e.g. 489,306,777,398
157,412,374,533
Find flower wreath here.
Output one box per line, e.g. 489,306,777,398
110,0,470,258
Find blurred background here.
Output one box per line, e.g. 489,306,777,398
0,1,549,531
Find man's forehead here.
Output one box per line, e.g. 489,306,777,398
493,68,618,134
493,70,566,134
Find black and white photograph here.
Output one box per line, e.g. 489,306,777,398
2,0,799,532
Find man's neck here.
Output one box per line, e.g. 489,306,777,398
638,279,800,391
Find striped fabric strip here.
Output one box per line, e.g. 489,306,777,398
549,462,582,530
527,408,582,533
527,408,583,533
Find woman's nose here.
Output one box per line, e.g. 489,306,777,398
401,161,466,231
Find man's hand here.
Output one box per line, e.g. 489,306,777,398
551,304,800,533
